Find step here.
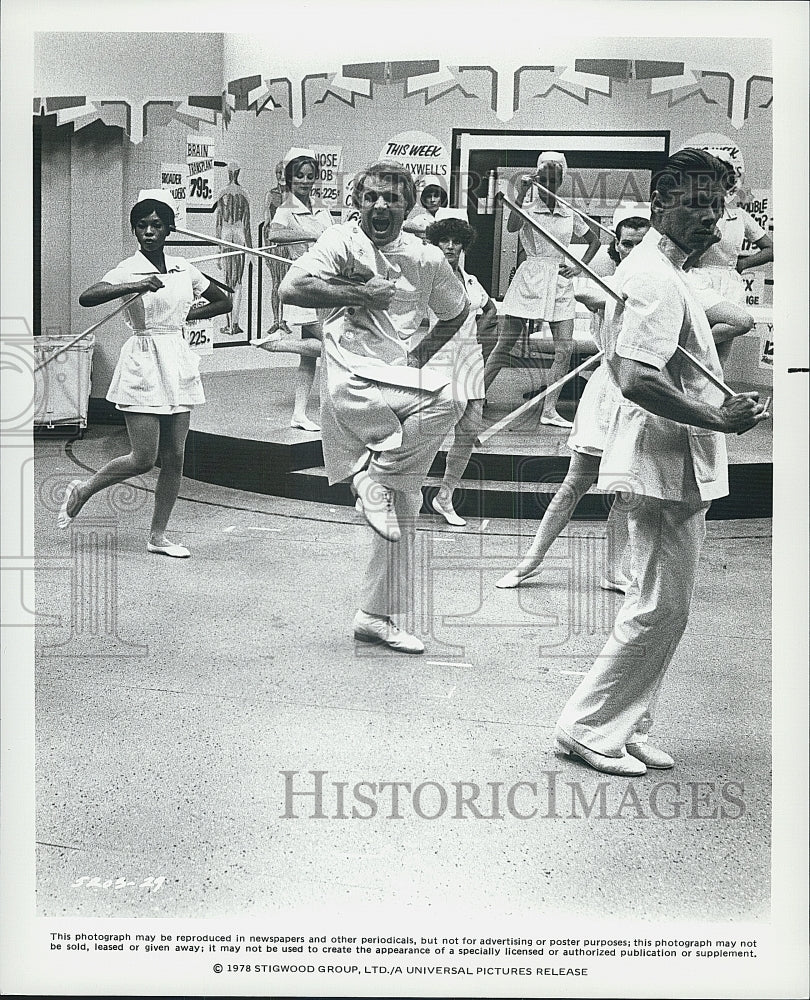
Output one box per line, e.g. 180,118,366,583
289,466,621,521
287,463,772,522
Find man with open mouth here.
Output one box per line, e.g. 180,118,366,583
279,160,469,654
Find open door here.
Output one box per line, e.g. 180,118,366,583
451,129,669,296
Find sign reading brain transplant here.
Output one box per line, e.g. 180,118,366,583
186,135,224,212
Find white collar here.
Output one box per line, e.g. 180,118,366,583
649,228,691,270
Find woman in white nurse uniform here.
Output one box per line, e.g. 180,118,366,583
57,190,231,557
423,210,498,526
483,152,600,426
256,147,335,431
687,148,772,364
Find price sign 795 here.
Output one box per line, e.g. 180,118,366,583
189,176,211,201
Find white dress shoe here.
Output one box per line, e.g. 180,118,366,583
352,471,400,542
253,331,282,349
431,493,466,526
353,611,424,654
600,575,630,594
57,479,83,530
540,411,574,428
147,541,191,558
626,742,674,769
290,417,320,432
495,565,541,589
554,726,647,776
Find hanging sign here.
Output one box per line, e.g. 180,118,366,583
160,163,188,228
186,135,221,212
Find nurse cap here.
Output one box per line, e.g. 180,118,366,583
283,147,317,167
417,173,448,193
612,202,651,229
136,188,177,215
536,151,568,175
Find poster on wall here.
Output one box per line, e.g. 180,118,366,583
738,188,772,247
380,130,450,189
186,134,223,213
759,322,774,368
310,145,342,212
182,306,215,356
737,189,772,307
341,174,356,221
160,163,188,229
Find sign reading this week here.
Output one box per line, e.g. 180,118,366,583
380,131,450,186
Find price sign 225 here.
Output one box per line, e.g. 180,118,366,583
189,177,211,200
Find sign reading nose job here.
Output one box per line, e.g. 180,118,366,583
310,146,343,211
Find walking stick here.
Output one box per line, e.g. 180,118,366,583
171,225,298,266
187,240,311,265
477,350,604,445
33,292,145,373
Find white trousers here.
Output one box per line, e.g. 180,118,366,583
360,383,456,618
557,494,710,756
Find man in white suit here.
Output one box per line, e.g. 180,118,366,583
555,148,769,776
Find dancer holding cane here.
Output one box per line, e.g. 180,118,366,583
483,152,599,427
57,190,231,556
255,147,335,431
552,149,768,776
423,209,498,526
278,161,469,654
496,205,653,590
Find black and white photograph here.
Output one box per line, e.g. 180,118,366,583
1,1,808,996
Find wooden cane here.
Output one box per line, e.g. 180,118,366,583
519,178,617,240
477,350,604,445
188,240,312,265
33,293,145,372
171,225,298,266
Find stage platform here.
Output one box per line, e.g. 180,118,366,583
184,365,773,521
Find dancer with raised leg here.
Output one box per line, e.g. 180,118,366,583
495,205,652,590
57,190,231,557
279,161,468,654
423,210,498,526
255,148,335,431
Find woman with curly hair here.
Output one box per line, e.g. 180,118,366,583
423,210,498,525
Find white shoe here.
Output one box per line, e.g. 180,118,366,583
254,331,282,349
540,411,574,429
554,726,646,776
353,611,424,654
352,471,400,542
431,493,466,526
147,541,191,559
495,565,541,589
626,742,674,769
57,479,83,530
291,416,320,432
600,575,630,594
